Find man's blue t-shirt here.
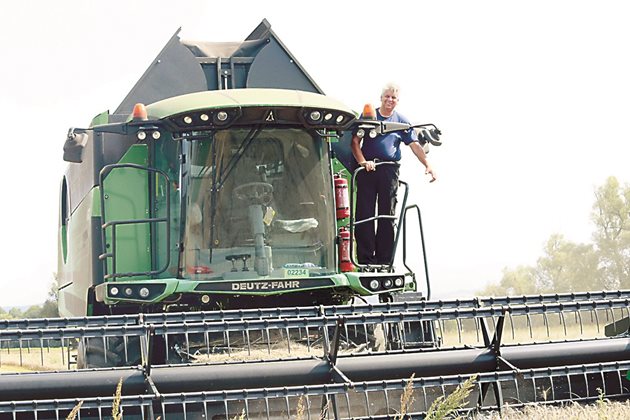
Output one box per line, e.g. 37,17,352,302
360,109,417,162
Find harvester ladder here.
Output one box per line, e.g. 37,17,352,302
98,163,171,280
349,161,431,297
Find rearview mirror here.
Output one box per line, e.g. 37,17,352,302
63,129,88,163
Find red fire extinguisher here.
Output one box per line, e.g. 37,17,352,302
339,227,355,272
334,174,350,220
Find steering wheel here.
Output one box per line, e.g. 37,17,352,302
233,182,274,205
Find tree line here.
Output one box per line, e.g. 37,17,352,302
481,176,630,296
0,281,59,319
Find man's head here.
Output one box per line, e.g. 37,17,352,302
380,82,400,116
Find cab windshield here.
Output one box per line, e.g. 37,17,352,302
182,127,335,279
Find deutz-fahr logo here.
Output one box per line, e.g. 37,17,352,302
231,281,300,291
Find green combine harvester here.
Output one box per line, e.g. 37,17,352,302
0,20,621,420
57,20,437,367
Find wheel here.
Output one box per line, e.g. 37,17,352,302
233,182,273,205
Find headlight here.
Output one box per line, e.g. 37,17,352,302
110,287,119,296
383,279,393,289
394,278,404,287
308,110,322,122
369,279,380,290
139,287,150,298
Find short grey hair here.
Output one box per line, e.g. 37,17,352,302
381,82,400,97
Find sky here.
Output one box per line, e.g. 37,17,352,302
1,1,629,307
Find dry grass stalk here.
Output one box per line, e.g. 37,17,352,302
65,400,83,420
395,373,416,420
231,408,245,420
596,388,609,420
296,395,306,420
425,375,477,420
112,378,123,420
320,397,331,419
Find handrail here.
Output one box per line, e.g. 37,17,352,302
349,161,409,272
403,204,431,300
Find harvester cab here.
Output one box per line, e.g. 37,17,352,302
57,20,439,352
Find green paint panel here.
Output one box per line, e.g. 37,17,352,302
90,110,109,127
60,225,68,263
102,145,151,279
343,272,373,296
100,275,353,304
143,88,354,120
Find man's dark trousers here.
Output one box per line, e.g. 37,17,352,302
355,164,399,264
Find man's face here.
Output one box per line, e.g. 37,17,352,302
380,89,399,114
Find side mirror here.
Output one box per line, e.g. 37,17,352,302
63,129,88,163
418,128,442,147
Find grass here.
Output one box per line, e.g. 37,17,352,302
66,401,82,420
424,376,477,420
194,341,317,363
112,379,123,420
474,400,630,420
395,373,416,420
438,309,615,347
0,345,71,372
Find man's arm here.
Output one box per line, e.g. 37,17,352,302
351,135,376,172
409,142,437,182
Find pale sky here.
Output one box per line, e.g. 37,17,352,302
1,1,629,307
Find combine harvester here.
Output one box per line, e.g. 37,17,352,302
1,20,629,419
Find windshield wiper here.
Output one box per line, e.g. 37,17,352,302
216,126,263,191
206,126,264,259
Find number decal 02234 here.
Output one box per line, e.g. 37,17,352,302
283,268,309,278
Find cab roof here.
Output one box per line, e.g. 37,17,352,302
143,88,355,120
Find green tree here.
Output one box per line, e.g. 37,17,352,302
22,304,44,319
536,234,601,293
481,265,538,296
481,177,629,296
39,278,60,318
8,307,23,319
591,176,630,289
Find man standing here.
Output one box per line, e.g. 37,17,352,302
350,83,436,265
